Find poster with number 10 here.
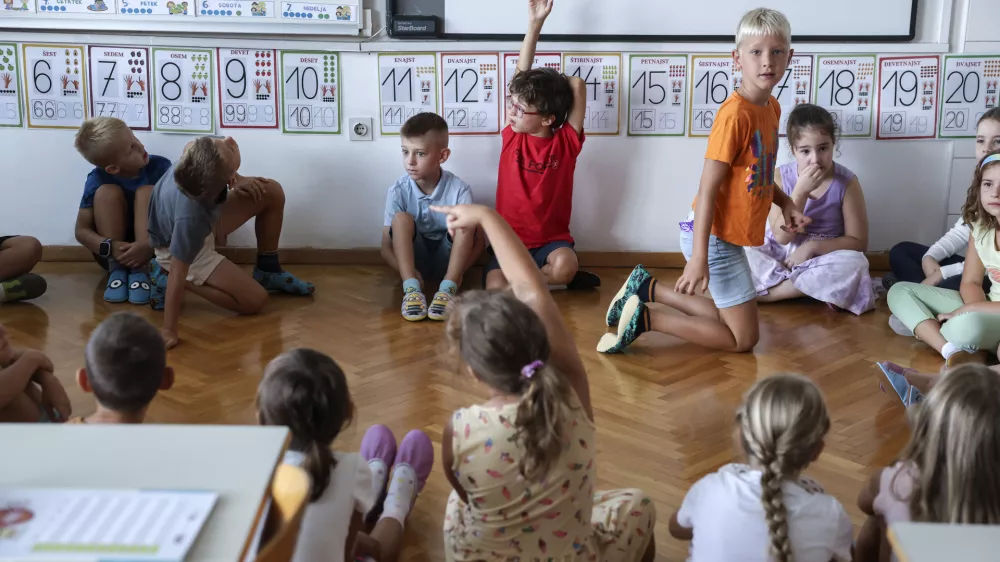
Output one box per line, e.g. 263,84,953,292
217,48,279,130
87,46,151,131
627,54,687,136
280,51,341,134
562,53,621,135
938,55,1000,138
377,53,438,135
152,48,215,134
0,44,23,128
877,55,939,140
22,44,88,130
814,55,876,138
439,53,500,135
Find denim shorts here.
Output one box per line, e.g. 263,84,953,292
390,228,453,281
679,215,757,309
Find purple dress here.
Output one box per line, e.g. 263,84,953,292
745,162,876,315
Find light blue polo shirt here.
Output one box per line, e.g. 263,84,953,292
383,170,472,241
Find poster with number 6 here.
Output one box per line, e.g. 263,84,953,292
377,53,437,135
814,55,875,138
217,48,279,130
938,55,1000,139
877,55,939,140
627,54,687,136
22,44,88,130
0,43,23,128
88,46,151,131
688,55,734,137
152,48,214,134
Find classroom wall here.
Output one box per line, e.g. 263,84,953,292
0,0,987,254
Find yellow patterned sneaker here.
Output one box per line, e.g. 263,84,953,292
401,290,427,322
428,290,452,321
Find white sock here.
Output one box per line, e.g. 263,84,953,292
941,342,959,360
367,459,388,504
379,464,417,526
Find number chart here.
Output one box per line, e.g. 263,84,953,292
627,54,687,136
502,52,561,123
34,0,116,14
118,0,195,16
377,53,437,135
689,55,734,137
814,55,875,138
0,43,23,128
439,52,500,135
21,44,87,130
938,55,1000,138
217,48,278,129
87,46,151,130
200,0,275,18
775,55,814,137
562,53,620,135
280,51,340,134
152,48,214,134
877,55,939,140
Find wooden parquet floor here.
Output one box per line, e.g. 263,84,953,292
0,263,951,561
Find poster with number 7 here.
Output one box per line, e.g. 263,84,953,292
877,55,939,140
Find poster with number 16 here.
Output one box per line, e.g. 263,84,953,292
688,55,734,137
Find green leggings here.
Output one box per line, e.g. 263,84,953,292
887,281,1000,351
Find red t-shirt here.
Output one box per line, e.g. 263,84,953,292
496,124,585,248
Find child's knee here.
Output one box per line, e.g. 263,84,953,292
94,183,126,206
887,281,919,311
547,248,579,282
18,236,43,265
485,269,508,290
391,212,416,230
263,178,285,207
240,286,269,315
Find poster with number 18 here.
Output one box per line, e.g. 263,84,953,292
938,55,1000,138
814,55,876,138
877,55,939,140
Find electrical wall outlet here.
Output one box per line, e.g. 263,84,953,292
349,117,373,141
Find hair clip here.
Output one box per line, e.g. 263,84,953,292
521,360,544,379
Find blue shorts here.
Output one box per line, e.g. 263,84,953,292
679,216,756,309
483,240,574,276
390,228,453,281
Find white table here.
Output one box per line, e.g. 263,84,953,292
889,522,1000,562
0,424,289,562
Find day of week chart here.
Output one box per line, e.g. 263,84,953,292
152,47,214,134
200,0,274,17
775,54,814,136
689,55,734,137
87,46,151,130
938,55,1000,138
378,53,437,135
814,55,875,138
0,43,24,127
502,52,561,123
563,53,620,135
217,48,278,129
877,55,939,140
35,0,116,14
118,0,194,16
439,53,499,135
280,51,340,134
21,43,88,129
280,2,355,21
627,54,687,136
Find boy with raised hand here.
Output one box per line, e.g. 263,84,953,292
148,136,314,349
74,117,171,305
484,0,600,291
381,112,484,322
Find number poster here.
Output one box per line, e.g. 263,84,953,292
627,54,687,136
377,52,437,135
217,48,278,129
502,52,561,123
774,55,814,137
939,55,1000,138
814,55,875,138
22,43,88,129
439,52,500,135
87,46,151,130
280,51,340,134
563,53,621,135
877,55,940,140
0,43,23,128
689,55,734,137
152,48,214,134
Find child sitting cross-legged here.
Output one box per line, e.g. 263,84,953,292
0,322,70,422
69,312,174,424
381,112,484,322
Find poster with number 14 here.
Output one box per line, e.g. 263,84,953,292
563,53,621,135
877,55,939,140
938,55,1000,138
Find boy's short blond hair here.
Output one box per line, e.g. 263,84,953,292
173,136,231,200
736,8,791,48
74,117,131,167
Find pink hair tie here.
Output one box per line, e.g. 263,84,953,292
521,360,545,379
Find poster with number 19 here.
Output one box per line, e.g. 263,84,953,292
877,55,939,140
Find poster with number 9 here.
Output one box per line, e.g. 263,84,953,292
22,43,88,130
152,48,215,134
0,43,24,128
217,48,279,130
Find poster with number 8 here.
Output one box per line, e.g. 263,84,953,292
217,48,279,130
152,48,215,134
378,53,437,135
22,44,88,130
562,53,621,135
814,55,875,138
627,54,687,136
689,55,734,137
0,43,23,128
280,51,341,134
938,55,1000,138
877,55,939,140
88,46,151,131
439,52,500,135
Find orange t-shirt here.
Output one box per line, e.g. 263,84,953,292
695,92,780,247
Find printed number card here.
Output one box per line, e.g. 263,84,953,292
36,0,116,14
200,0,274,18
502,52,561,122
119,0,194,16
377,53,437,135
563,53,621,135
439,52,500,135
152,48,214,134
877,55,940,140
627,54,687,136
22,44,87,129
774,55,814,136
280,51,340,134
939,55,1000,138
0,44,24,128
689,55,734,137
815,55,876,138
87,46,151,130
218,48,278,129
279,1,357,22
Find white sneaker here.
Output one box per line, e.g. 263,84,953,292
888,314,913,337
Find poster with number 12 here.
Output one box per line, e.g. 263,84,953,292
439,52,500,135
877,55,939,140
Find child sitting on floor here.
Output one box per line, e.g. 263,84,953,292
433,203,655,561
0,235,46,303
256,348,434,562
147,135,314,349
485,0,600,292
70,312,173,424
0,322,69,422
745,104,874,315
856,364,1000,562
74,117,171,304
669,374,852,562
381,112,484,322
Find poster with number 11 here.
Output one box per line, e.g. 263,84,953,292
378,53,438,135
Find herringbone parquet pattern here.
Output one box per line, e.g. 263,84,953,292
1,264,941,561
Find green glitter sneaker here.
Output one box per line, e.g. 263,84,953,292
597,295,648,354
605,265,651,326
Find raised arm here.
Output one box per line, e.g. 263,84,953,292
516,0,552,73
566,76,587,135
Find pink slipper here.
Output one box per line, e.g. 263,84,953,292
360,425,397,525
392,430,434,494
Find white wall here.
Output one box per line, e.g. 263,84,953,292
0,0,978,253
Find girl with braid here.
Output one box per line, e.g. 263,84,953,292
669,374,852,562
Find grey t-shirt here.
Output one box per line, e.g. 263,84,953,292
147,165,226,264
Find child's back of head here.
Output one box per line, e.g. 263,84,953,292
508,68,573,130
74,117,131,168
